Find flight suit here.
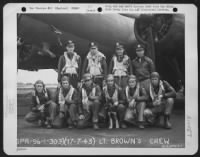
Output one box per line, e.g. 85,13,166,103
102,84,127,128
52,86,79,128
144,80,176,128
109,55,132,88
123,84,148,125
24,89,57,124
77,83,102,129
82,51,107,88
57,52,81,88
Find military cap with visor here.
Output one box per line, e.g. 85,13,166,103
65,40,75,47
136,44,145,51
115,42,124,50
89,42,98,48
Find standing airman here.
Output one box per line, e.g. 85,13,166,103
57,40,81,88
82,42,107,88
132,44,155,92
109,42,132,88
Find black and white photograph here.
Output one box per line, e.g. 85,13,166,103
3,3,198,155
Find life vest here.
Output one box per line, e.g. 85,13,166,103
112,55,129,76
33,87,48,105
86,51,105,76
58,85,75,105
125,83,140,102
61,52,79,75
82,86,96,111
103,85,118,103
149,80,165,102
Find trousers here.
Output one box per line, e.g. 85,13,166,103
52,103,79,128
77,100,101,129
24,101,57,123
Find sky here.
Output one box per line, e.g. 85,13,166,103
17,69,58,84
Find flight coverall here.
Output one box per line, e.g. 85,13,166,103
24,89,57,125
109,55,132,88
77,83,102,129
82,51,107,88
57,52,81,88
144,80,176,128
123,84,148,125
102,85,127,128
52,86,80,128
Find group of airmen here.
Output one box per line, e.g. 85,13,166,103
24,40,176,130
